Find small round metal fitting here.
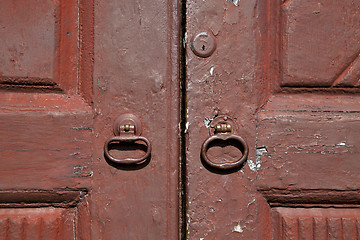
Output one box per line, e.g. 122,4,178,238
190,31,217,58
113,114,142,136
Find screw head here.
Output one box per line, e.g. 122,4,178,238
190,31,217,58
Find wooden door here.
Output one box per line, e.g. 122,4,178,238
0,0,93,238
0,0,180,239
185,0,360,239
1,0,360,239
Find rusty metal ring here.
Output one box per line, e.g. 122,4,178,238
201,133,249,170
104,135,151,164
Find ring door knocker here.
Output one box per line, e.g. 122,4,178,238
201,116,249,170
104,114,151,165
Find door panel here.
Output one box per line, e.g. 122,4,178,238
0,208,75,239
0,191,90,238
280,0,360,87
0,0,89,94
271,208,360,239
1,0,57,81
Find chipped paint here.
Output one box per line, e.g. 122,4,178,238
248,159,261,171
336,141,346,146
232,222,243,233
204,117,212,128
209,66,215,76
183,32,187,48
256,146,268,157
248,147,267,171
247,198,256,207
186,213,191,235
185,122,190,133
226,0,240,6
73,165,85,175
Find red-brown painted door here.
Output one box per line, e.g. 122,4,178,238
0,0,179,239
1,0,360,239
1,0,181,237
0,0,93,238
185,0,360,239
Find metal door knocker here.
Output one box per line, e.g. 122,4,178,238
201,115,248,170
104,114,151,165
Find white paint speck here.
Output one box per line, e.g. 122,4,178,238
183,32,187,48
248,198,256,207
209,66,215,76
184,122,190,133
232,222,243,233
336,141,346,146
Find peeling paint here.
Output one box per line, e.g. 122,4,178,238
226,0,240,6
256,146,268,157
204,117,212,128
73,165,85,175
232,222,243,233
248,159,261,171
275,143,352,154
248,147,267,171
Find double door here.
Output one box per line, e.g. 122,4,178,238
1,0,360,239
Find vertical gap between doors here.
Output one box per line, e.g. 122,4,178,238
179,0,187,237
